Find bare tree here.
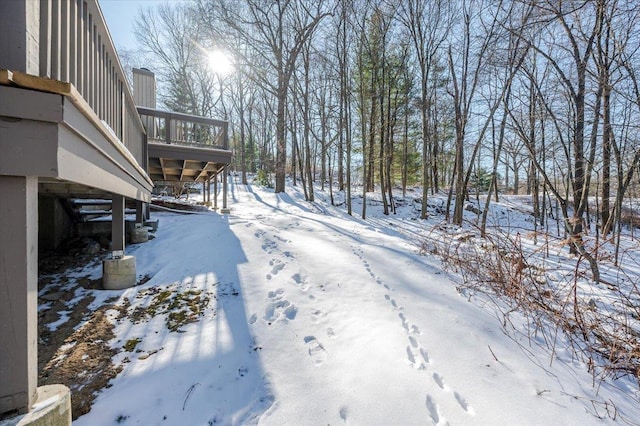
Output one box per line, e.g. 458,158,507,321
398,0,452,219
199,0,330,193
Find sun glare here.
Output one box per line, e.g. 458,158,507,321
207,50,234,76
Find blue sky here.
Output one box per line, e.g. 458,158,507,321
99,0,187,51
99,0,149,50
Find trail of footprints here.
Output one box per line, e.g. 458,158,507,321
249,224,331,367
351,245,476,424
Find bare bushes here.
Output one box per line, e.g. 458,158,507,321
426,225,640,388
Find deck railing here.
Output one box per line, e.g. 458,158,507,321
137,107,229,150
38,0,145,165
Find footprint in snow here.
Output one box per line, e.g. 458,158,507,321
339,406,348,422
420,348,431,365
248,313,257,325
264,300,297,322
409,336,419,349
266,259,285,280
432,372,450,391
267,288,284,299
304,336,327,366
262,239,277,254
406,346,418,366
326,327,336,339
310,309,325,324
290,273,309,291
426,395,444,425
264,289,297,324
454,391,475,415
399,313,410,332
274,235,289,243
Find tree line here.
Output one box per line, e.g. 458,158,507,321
128,0,640,279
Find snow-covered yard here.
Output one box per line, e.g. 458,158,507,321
39,178,640,425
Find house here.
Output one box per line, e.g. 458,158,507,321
0,1,231,423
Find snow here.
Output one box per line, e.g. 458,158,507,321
67,178,639,425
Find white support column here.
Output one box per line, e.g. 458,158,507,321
0,176,38,415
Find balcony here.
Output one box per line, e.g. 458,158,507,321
137,106,232,183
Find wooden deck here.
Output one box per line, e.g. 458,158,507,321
137,106,232,183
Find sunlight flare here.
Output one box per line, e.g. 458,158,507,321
207,50,234,76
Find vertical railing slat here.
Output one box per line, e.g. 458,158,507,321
33,0,147,168
51,0,60,80
68,0,77,85
39,0,51,78
60,0,69,82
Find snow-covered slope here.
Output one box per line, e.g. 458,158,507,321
71,179,639,425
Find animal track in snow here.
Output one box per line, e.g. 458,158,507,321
409,336,418,348
310,309,326,324
304,336,327,366
432,373,450,391
326,327,336,339
284,221,300,230
420,348,431,365
339,406,348,422
426,395,443,425
406,346,417,366
352,244,471,420
248,313,257,324
454,392,475,415
399,313,410,332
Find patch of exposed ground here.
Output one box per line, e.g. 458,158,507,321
38,258,127,420
129,286,212,332
37,242,129,420
39,303,124,419
37,244,216,419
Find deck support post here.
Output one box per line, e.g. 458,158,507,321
213,174,218,210
0,176,38,415
111,194,125,255
221,168,230,214
135,200,146,223
104,194,136,290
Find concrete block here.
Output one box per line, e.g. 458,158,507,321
0,384,72,426
130,225,148,244
143,219,159,232
102,255,136,290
